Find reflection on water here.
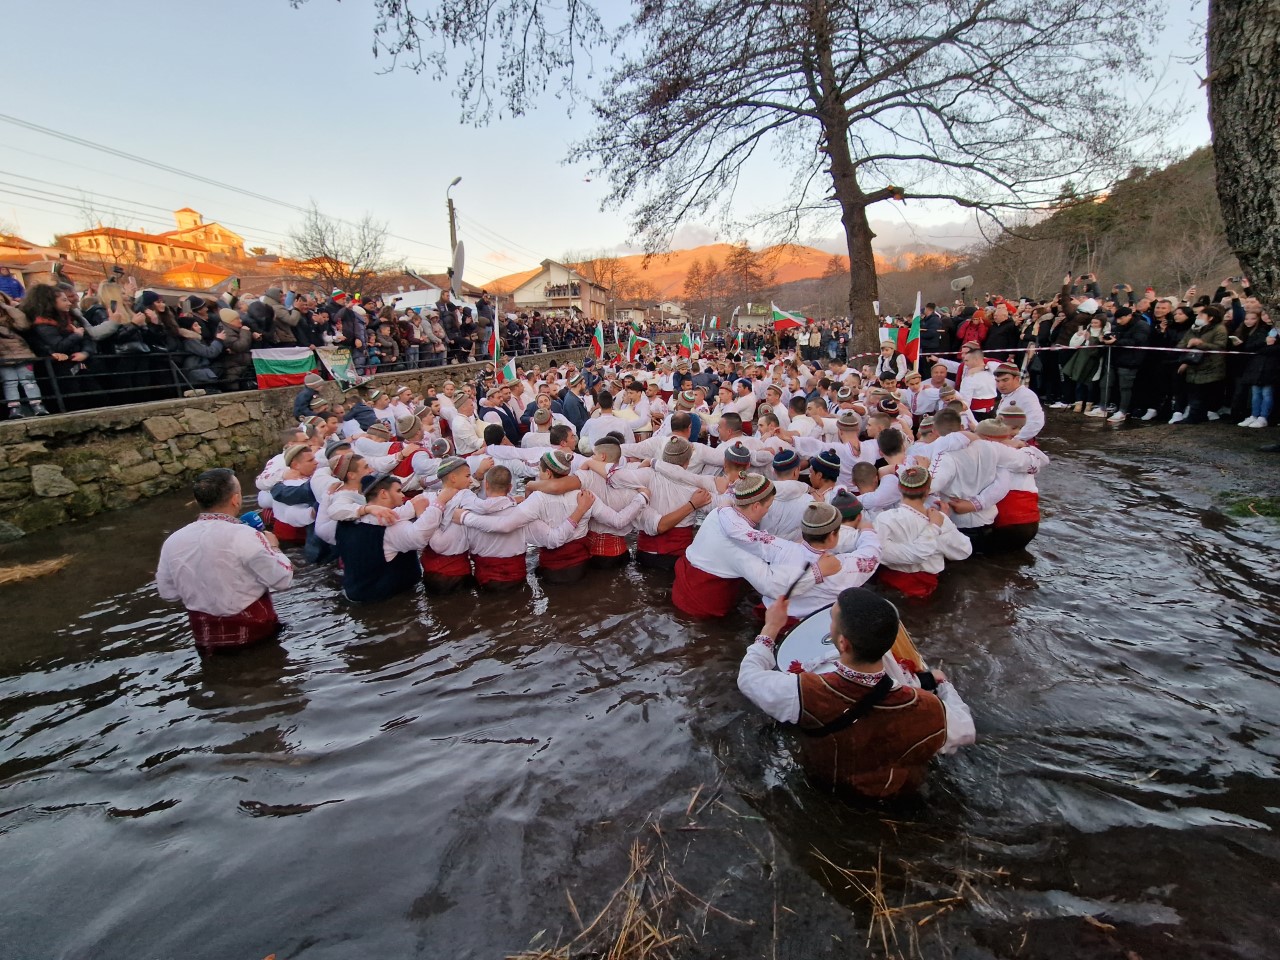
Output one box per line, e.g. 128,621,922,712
2,427,1280,959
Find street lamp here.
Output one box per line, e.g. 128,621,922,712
446,176,462,252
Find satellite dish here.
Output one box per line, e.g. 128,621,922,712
950,275,974,292
450,241,465,300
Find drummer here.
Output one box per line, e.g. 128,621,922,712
737,588,976,800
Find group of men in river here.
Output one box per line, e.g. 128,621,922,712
157,336,1048,801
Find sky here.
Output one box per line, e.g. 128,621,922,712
0,0,1211,285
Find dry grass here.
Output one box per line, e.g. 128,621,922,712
0,554,70,585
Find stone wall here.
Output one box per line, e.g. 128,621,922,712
0,348,588,542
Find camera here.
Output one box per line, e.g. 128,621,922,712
1227,276,1243,283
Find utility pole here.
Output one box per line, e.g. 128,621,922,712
446,176,462,252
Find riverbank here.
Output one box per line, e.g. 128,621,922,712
2,416,1279,959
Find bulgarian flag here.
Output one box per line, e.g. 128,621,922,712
613,321,620,345
771,302,806,330
491,327,516,384
630,319,643,334
897,291,923,371
592,320,606,359
679,324,693,357
754,344,763,363
626,330,652,361
730,330,742,353
252,347,318,389
706,316,722,330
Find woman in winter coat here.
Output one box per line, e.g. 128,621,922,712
23,283,98,405
956,308,989,347
173,315,226,388
1236,308,1278,428
1228,309,1270,422
0,292,49,416
1061,313,1110,412
1175,304,1229,424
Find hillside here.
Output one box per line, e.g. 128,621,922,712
487,243,856,298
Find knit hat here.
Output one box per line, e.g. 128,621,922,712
960,340,982,351
939,385,957,400
831,489,863,522
732,473,775,507
898,465,931,492
533,408,551,425
282,443,310,467
138,290,162,310
975,419,1013,438
811,449,842,481
218,307,240,325
300,415,325,431
772,449,800,472
836,387,854,402
396,414,421,437
540,450,574,476
303,372,324,389
436,456,468,480
724,441,752,466
568,373,584,387
676,390,697,410
661,436,692,464
835,411,860,430
430,438,451,457
309,395,330,411
367,388,383,402
265,287,283,303
352,304,367,317
330,452,356,480
903,371,922,384
994,362,1020,378
395,384,411,396
801,501,842,538
918,415,936,439
367,422,392,440
1077,298,1099,315
999,404,1027,430
324,438,351,458
878,397,900,415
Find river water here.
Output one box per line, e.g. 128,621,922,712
3,422,1279,959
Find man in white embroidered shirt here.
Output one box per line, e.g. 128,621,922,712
157,468,294,654
737,588,975,800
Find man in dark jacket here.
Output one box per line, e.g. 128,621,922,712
1100,307,1151,423
560,373,590,432
919,303,947,354
983,303,1021,360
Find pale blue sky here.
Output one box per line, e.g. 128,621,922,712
0,0,1211,283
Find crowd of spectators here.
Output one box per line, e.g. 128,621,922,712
877,272,1278,428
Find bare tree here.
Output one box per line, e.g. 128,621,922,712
288,203,392,296
1207,0,1280,308
290,0,606,122
573,0,1160,353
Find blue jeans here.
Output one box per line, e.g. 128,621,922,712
1252,384,1274,419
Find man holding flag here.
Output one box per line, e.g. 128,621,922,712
679,324,694,358
488,324,516,385
592,320,606,361
894,292,923,374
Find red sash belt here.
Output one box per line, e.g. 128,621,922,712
539,537,590,571
969,397,997,413
471,552,527,585
672,556,743,618
660,390,673,401
995,489,1040,527
188,593,280,652
387,442,415,478
586,530,629,558
421,547,472,576
636,525,695,556
272,519,308,543
877,567,939,599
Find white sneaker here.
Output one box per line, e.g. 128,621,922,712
1085,408,1108,418
1141,408,1158,421
1207,411,1221,421
1107,411,1128,423
1049,401,1071,409
1169,411,1186,424
1239,416,1259,427
1249,418,1268,428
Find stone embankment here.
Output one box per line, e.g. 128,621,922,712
0,348,585,542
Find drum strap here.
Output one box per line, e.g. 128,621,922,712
799,676,895,739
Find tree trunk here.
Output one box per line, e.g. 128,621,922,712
1207,0,1280,309
842,201,881,358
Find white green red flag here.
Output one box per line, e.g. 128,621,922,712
679,324,693,357
706,316,721,329
900,291,923,371
491,327,516,384
770,302,806,331
592,321,606,359
626,331,651,361
730,330,742,353
252,347,318,389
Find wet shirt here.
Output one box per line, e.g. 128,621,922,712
157,514,293,617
